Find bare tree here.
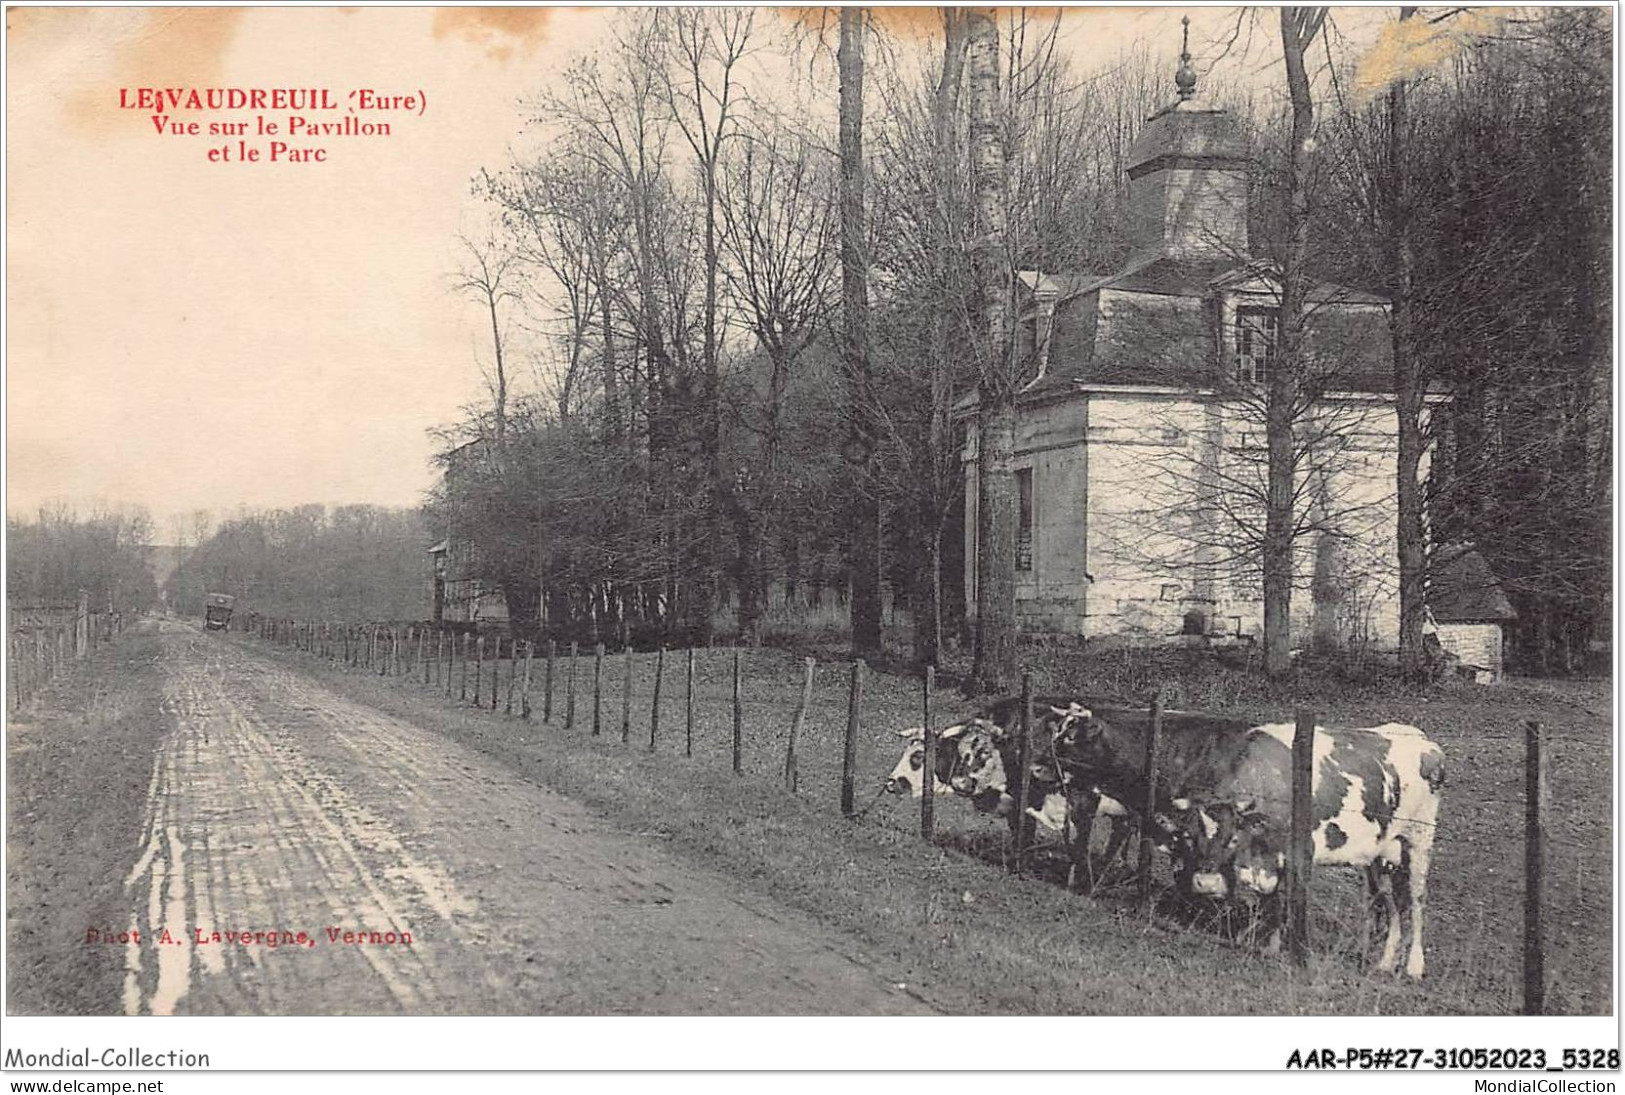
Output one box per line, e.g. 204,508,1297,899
719,127,837,643
967,6,1017,692
838,5,883,658
916,8,971,667
1263,5,1329,676
662,7,755,643
1384,6,1429,682
453,234,523,447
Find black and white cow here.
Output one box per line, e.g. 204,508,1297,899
1052,708,1446,978
886,717,1081,833
885,698,1141,889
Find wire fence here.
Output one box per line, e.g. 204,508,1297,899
7,595,126,710
238,616,1599,1014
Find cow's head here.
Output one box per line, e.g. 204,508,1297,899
884,726,957,797
1164,798,1279,900
1049,703,1112,770
1038,702,1095,746
948,704,1087,815
1226,808,1285,896
943,719,1009,811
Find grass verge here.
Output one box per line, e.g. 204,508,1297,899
7,624,170,1014
247,635,1567,1016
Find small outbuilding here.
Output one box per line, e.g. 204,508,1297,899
1427,543,1517,683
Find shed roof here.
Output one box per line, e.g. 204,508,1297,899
1430,544,1518,623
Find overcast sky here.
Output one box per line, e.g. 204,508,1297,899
6,5,1407,539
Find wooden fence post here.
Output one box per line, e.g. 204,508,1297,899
731,650,743,774
1012,673,1033,874
459,634,469,700
1524,719,1546,1015
1287,710,1315,966
492,637,504,711
621,647,633,743
76,589,89,658
685,648,695,757
842,659,864,816
476,635,488,705
648,645,665,750
521,641,534,719
1139,690,1163,903
544,640,555,722
921,666,936,841
566,642,579,730
784,657,814,792
593,643,605,735
506,640,518,714
421,629,429,684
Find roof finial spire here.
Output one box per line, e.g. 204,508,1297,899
1175,15,1197,101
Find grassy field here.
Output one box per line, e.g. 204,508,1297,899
255,632,1613,1015
7,624,172,1014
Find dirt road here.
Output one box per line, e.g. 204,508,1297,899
115,622,928,1015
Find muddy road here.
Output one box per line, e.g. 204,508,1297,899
110,621,927,1015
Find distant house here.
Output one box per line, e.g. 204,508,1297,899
1427,544,1517,682
959,47,1441,651
427,538,509,627
430,437,511,629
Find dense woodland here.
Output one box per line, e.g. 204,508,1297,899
69,7,1601,682
421,7,1610,680
162,506,431,624
6,507,160,614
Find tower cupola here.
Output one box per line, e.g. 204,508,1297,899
1124,17,1251,261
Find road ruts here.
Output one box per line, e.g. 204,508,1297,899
117,620,930,1015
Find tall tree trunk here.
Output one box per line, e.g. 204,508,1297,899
968,7,1017,693
912,8,969,669
740,349,789,646
486,292,507,449
1387,7,1428,681
1265,7,1325,678
691,132,723,647
839,6,883,658
599,289,620,444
